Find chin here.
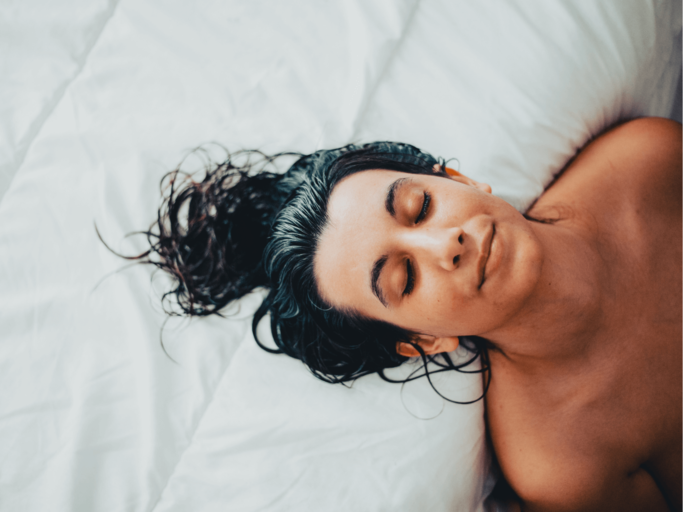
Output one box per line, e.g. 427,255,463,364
489,223,545,327
510,232,544,306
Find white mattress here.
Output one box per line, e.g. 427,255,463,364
0,1,680,511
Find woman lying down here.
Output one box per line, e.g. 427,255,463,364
131,117,681,511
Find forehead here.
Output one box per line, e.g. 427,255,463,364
314,169,408,310
328,169,404,216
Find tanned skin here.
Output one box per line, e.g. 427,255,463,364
486,118,681,511
315,117,681,511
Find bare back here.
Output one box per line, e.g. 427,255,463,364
486,118,682,511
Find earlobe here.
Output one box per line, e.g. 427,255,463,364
396,335,460,357
396,341,421,357
433,164,463,177
433,164,492,194
445,166,462,177
475,181,493,194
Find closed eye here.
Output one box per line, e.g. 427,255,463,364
415,192,431,223
403,259,415,296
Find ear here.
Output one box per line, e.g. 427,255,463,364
396,334,460,357
433,164,492,194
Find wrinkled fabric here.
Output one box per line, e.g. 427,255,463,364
0,1,680,511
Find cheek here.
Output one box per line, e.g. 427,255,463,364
420,270,474,308
409,281,468,331
415,276,501,335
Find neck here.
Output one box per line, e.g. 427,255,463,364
485,220,607,363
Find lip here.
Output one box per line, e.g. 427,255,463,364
477,224,495,289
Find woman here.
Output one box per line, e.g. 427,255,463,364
135,117,681,511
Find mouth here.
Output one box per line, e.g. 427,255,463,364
477,224,495,289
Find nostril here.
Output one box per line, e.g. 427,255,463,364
453,255,460,265
458,234,464,244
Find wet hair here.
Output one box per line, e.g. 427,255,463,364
125,142,489,402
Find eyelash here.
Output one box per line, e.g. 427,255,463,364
403,191,430,296
415,191,431,224
403,259,415,296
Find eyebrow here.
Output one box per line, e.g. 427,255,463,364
371,255,389,308
370,178,412,308
384,177,410,217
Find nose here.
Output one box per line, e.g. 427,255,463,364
404,225,465,271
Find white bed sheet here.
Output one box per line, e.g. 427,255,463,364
0,0,118,201
0,1,680,511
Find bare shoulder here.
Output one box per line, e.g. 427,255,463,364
491,118,681,512
491,430,672,512
529,117,682,222
597,117,682,209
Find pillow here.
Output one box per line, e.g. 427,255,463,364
0,1,679,511
358,0,682,212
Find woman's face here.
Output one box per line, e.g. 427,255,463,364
314,169,544,342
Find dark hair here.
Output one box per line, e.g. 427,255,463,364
126,142,489,402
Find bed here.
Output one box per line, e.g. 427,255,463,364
0,1,680,511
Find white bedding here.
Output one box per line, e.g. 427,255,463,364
0,1,680,511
